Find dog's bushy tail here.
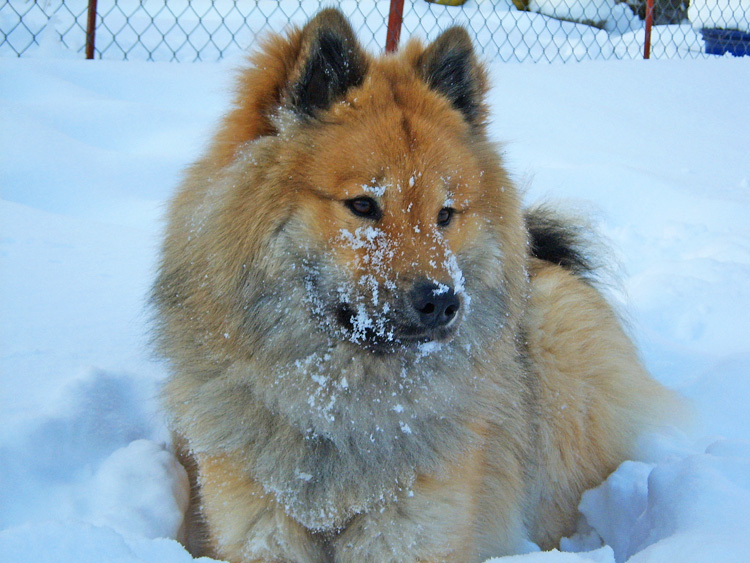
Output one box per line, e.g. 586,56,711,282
525,206,597,280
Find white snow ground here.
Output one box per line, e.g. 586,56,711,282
1,26,750,563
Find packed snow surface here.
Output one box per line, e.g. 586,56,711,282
1,32,749,563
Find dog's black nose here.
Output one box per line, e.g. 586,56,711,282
410,282,460,329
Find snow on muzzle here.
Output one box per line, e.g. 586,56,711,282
332,278,464,351
309,224,468,350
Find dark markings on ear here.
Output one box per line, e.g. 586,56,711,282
289,9,367,117
525,206,596,280
418,27,487,128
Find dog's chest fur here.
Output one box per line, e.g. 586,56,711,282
181,325,521,531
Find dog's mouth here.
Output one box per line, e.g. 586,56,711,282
303,263,464,353
334,301,460,353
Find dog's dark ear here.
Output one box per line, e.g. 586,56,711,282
418,27,487,128
287,9,367,117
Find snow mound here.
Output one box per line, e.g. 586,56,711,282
528,0,640,34
0,521,219,563
574,438,750,562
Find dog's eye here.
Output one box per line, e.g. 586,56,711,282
345,197,381,220
437,207,454,227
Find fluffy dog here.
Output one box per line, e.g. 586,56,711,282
152,9,681,562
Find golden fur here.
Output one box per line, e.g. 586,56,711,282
153,9,682,562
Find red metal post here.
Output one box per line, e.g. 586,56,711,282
643,0,654,59
85,0,98,59
385,0,405,53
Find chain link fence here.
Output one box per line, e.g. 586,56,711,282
1,0,749,62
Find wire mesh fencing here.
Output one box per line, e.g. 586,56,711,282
1,0,749,63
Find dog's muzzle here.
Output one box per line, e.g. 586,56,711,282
334,279,463,351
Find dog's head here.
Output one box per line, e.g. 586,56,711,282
165,10,528,358
229,10,528,354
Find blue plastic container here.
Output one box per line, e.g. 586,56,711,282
701,28,750,57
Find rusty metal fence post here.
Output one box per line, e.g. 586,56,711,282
385,0,405,53
85,0,97,59
643,0,654,59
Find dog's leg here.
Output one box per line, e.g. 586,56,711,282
172,433,212,557
332,474,470,563
332,423,527,563
196,451,327,563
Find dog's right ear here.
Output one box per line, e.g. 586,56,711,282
285,9,367,117
418,27,488,130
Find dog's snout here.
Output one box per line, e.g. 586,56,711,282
411,282,460,328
